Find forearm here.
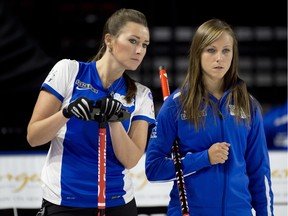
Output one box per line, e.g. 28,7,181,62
27,110,68,147
182,150,211,175
109,121,147,169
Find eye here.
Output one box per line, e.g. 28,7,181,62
142,43,148,49
223,48,231,54
129,39,137,44
207,48,215,53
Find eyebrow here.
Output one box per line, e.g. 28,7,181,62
131,35,150,43
207,44,232,48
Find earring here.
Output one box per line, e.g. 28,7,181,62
108,47,112,52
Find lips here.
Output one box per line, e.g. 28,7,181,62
131,58,140,62
214,66,223,69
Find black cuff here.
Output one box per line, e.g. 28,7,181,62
62,107,72,119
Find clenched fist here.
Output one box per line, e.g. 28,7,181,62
208,142,230,165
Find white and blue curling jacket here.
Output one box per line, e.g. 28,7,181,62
40,59,155,208
145,88,274,216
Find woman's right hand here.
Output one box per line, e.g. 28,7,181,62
208,142,230,165
62,97,94,120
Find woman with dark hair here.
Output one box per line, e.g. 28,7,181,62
27,8,155,216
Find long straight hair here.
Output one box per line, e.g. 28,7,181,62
179,19,251,130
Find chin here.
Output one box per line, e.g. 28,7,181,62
127,65,140,71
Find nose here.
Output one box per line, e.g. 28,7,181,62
136,45,144,54
216,52,223,62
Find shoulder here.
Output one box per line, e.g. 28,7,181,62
55,58,77,66
46,59,80,84
50,59,79,72
159,88,181,113
248,94,265,122
249,94,262,110
135,82,153,97
171,89,181,100
165,88,181,105
135,82,151,91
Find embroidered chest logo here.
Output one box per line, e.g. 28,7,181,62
75,79,98,94
228,105,247,119
181,110,207,120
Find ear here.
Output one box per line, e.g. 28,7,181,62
104,33,112,47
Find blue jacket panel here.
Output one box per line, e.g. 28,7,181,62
145,88,274,216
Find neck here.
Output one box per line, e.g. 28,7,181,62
96,57,124,88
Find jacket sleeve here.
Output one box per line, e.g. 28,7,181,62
145,95,211,182
145,96,177,182
245,101,274,215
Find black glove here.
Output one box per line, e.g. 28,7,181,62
95,97,123,121
62,97,93,120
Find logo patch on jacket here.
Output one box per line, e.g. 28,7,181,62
229,105,247,119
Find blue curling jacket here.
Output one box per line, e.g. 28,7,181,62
145,88,274,216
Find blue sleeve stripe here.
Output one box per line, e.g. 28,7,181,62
41,83,64,102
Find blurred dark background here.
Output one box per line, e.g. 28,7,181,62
0,0,287,150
